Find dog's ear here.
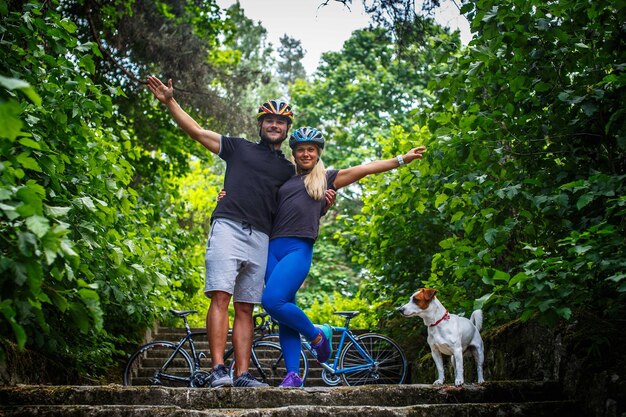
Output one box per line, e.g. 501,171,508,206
423,288,437,301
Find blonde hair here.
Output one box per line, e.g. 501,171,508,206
293,149,327,201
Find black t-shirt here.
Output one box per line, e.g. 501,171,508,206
211,136,295,235
271,170,339,241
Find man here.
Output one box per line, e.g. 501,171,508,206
146,76,295,387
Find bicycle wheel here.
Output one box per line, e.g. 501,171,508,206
339,333,407,386
123,341,193,387
229,341,309,386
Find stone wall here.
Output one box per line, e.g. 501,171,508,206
0,341,81,385
407,310,626,417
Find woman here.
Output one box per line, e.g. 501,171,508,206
261,127,425,387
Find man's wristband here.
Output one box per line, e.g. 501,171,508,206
396,155,405,166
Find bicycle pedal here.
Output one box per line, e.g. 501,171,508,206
191,371,211,387
148,377,162,385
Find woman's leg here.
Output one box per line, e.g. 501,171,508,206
262,238,318,373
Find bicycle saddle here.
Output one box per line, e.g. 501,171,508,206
333,311,360,318
170,309,197,317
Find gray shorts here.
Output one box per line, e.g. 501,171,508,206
204,218,269,304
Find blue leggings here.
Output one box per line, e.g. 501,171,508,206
261,237,319,374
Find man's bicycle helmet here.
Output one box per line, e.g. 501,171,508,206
257,99,294,124
289,127,325,150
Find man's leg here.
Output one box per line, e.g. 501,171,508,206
232,301,254,376
206,290,232,367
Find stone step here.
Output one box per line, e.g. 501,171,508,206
129,376,331,387
0,381,570,408
0,401,580,417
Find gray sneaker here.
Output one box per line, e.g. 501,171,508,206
233,371,269,387
207,364,233,388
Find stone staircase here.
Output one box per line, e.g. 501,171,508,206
0,381,580,416
0,325,583,416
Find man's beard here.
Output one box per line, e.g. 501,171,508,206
260,131,287,144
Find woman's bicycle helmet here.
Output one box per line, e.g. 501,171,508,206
289,127,325,150
257,99,294,124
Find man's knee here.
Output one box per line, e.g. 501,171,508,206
209,291,231,310
234,301,254,317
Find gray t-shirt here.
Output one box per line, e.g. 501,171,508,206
211,136,295,235
271,170,339,241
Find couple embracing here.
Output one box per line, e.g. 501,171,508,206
146,76,425,388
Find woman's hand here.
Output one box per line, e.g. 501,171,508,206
403,146,426,164
146,76,174,104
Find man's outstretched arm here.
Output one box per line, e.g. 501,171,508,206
146,76,221,154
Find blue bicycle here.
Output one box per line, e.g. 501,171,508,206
294,311,408,386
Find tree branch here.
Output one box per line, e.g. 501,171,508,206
86,8,146,85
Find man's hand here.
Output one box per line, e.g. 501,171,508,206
324,189,337,212
147,76,174,104
217,188,226,203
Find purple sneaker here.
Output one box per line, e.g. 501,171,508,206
311,324,333,363
279,372,303,388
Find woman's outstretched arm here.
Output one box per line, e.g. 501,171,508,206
333,146,426,190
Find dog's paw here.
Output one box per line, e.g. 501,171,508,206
454,379,464,386
433,379,444,385
477,377,485,384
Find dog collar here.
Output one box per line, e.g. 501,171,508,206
430,310,450,327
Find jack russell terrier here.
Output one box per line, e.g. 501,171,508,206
398,288,485,386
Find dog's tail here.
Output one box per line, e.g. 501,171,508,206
470,309,483,331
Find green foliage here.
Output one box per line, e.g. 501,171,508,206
277,35,307,86
0,0,220,375
304,291,383,330
292,23,460,168
334,0,626,326
291,20,461,312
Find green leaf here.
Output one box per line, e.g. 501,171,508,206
58,18,77,33
573,245,592,255
0,101,23,140
74,196,96,211
555,307,572,319
79,55,96,75
18,137,41,150
484,228,498,245
509,272,528,287
16,152,42,172
69,302,90,333
576,193,594,210
474,292,492,310
0,75,30,90
493,269,510,282
0,301,27,349
481,6,498,22
0,75,41,105
435,193,449,207
25,215,50,238
606,273,626,283
17,232,36,257
48,289,69,312
45,205,72,218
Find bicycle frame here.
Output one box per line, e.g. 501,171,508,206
152,328,205,385
302,326,376,376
